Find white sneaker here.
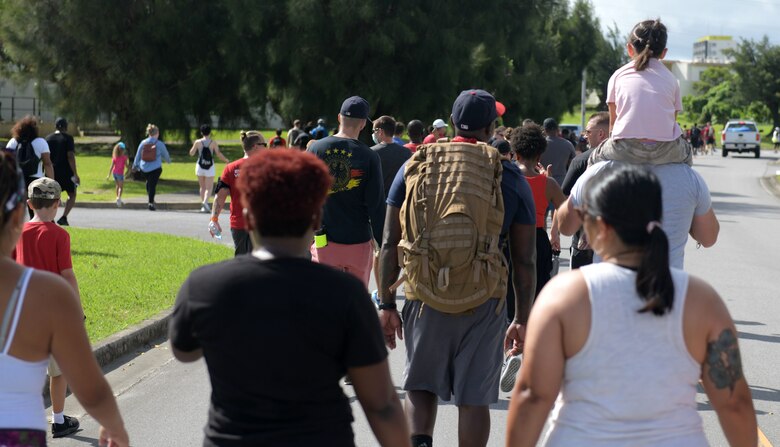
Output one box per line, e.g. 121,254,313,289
202,201,211,213
500,354,522,393
116,198,123,207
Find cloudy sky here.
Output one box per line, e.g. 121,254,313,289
584,0,779,60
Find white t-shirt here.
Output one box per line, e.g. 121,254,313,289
570,161,712,269
5,137,50,178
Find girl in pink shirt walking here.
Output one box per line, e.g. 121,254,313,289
107,142,130,207
590,19,692,166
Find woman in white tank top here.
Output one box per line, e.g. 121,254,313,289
0,152,128,446
505,165,756,446
189,124,229,213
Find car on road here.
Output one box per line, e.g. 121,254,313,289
721,120,760,158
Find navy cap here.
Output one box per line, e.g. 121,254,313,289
339,96,370,120
543,117,558,131
55,117,68,129
451,89,497,131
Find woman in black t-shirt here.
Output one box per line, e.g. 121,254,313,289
170,149,410,447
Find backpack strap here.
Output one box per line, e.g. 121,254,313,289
0,268,33,354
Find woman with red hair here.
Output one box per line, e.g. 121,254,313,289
169,149,410,447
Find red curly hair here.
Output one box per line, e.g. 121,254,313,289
238,149,332,237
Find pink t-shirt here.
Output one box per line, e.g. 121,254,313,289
112,155,128,175
607,58,682,141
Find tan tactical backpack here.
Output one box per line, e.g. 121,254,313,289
398,141,507,314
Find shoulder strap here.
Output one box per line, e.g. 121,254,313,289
0,268,33,354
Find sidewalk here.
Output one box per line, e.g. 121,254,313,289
74,192,226,211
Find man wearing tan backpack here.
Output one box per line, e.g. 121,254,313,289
378,89,536,447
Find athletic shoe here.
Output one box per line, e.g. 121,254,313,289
371,289,380,307
116,198,123,207
56,216,69,226
200,205,209,213
52,414,80,438
202,201,211,213
499,353,522,393
148,203,156,211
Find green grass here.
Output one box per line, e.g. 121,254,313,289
69,227,233,341
76,144,247,201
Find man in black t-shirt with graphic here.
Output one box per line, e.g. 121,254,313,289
45,117,79,226
307,96,385,288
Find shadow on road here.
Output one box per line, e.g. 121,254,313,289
711,200,780,219
737,331,780,344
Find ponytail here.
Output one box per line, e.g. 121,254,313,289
636,223,674,315
630,19,668,72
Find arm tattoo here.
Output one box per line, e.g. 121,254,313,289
705,329,744,393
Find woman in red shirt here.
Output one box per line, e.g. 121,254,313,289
511,123,566,296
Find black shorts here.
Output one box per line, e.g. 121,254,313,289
55,174,76,194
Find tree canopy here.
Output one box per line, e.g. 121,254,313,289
0,0,604,146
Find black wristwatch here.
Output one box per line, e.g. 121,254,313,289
378,302,397,311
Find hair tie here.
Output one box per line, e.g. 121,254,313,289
646,220,661,234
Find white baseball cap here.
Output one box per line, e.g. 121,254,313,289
432,118,448,129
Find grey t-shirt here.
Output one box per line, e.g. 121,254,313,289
570,161,712,269
371,142,412,198
541,136,576,186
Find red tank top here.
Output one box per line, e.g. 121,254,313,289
525,174,548,228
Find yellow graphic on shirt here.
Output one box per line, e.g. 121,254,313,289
324,148,362,194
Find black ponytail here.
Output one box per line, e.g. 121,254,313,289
636,225,674,315
583,164,674,316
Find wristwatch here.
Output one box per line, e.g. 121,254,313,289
378,302,397,311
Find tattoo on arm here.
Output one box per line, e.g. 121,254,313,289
706,329,744,393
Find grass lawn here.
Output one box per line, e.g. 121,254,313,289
69,227,233,341
76,144,247,201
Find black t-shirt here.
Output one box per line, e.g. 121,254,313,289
45,131,74,178
307,136,385,245
170,256,387,447
371,142,411,198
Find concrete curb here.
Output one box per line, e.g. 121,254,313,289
92,308,172,368
75,201,211,211
760,173,780,199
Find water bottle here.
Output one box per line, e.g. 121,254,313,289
208,220,222,240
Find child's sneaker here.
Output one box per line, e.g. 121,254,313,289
500,353,522,393
52,414,80,438
371,289,380,307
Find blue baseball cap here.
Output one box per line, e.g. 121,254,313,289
451,89,498,131
339,96,370,120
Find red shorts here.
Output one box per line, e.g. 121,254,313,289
310,240,373,288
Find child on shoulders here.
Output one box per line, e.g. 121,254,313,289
589,19,692,167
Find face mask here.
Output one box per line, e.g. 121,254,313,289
372,133,380,145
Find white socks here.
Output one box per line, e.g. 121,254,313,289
53,411,65,424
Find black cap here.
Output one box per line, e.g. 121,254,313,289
491,139,511,155
451,89,497,131
55,117,68,129
339,96,370,120
543,118,558,131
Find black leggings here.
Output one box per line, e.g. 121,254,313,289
144,168,162,203
535,227,552,297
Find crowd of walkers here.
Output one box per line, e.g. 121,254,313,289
0,17,759,447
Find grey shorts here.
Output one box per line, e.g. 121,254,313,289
402,298,505,406
48,355,62,377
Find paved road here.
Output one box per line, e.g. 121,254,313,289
50,152,780,446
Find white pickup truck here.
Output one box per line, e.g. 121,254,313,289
721,120,761,158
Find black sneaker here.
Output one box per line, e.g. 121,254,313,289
52,414,80,438
148,203,156,211
56,216,69,226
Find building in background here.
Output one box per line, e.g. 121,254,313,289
693,36,737,64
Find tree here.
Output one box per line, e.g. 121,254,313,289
729,37,780,128
588,23,630,111
0,0,602,141
682,66,744,124
0,0,259,150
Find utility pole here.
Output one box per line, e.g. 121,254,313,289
580,68,587,131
